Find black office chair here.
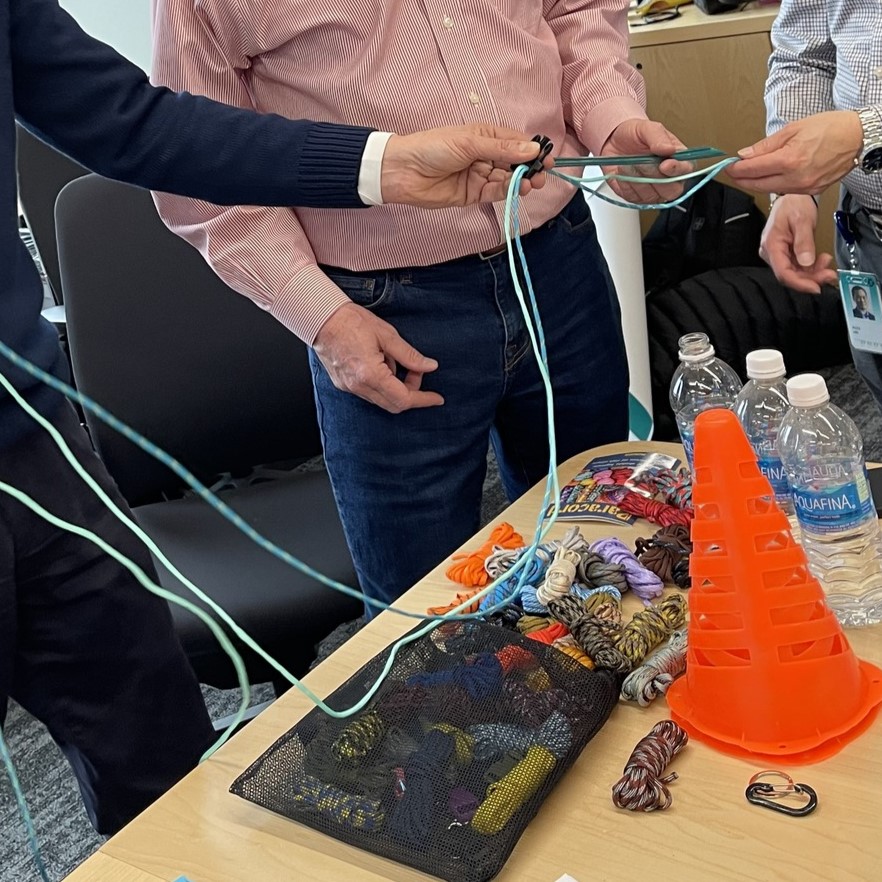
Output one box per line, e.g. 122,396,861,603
55,174,362,693
16,123,87,310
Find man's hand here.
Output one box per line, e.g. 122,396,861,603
380,124,553,208
313,303,444,413
599,119,692,203
730,111,863,194
758,194,838,294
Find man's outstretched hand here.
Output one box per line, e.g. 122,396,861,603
600,119,692,204
380,124,553,208
730,111,863,194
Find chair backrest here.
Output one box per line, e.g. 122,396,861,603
16,124,88,304
55,174,323,506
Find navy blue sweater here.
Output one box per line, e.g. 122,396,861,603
1,0,373,448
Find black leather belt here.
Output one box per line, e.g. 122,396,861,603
477,241,507,258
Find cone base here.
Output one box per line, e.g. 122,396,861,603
668,660,882,766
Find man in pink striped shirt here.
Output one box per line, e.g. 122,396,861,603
151,0,688,614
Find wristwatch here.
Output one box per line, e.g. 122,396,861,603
857,107,882,173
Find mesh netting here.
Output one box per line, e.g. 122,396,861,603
231,620,620,882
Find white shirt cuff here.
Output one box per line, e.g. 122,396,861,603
358,131,394,206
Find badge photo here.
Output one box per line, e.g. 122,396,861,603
839,270,882,354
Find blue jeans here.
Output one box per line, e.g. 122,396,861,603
310,195,629,613
837,189,882,409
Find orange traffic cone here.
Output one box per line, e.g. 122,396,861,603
667,409,882,764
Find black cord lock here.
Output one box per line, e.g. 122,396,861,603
512,134,553,179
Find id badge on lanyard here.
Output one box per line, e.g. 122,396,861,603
836,209,882,354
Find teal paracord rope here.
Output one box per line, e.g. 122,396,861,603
549,156,740,212
0,340,542,626
0,154,736,880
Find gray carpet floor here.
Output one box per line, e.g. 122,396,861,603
2,362,879,882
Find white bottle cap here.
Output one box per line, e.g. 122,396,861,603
786,373,830,408
745,349,786,380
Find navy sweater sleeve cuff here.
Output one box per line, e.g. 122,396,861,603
295,123,375,209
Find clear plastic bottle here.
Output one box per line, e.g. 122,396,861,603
778,373,882,627
734,349,794,517
669,332,743,471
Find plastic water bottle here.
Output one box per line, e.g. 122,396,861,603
734,349,794,518
669,332,743,471
778,374,882,627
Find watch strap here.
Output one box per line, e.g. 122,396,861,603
857,107,882,171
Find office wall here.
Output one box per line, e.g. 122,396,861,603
59,0,152,72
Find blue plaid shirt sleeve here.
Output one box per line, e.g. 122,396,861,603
765,0,836,135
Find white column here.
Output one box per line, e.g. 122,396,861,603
582,177,654,440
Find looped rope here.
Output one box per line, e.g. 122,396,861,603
611,720,689,812
591,537,664,604
576,550,628,593
635,524,692,589
615,594,687,667
621,630,688,706
548,594,630,672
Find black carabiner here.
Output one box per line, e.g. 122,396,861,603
745,782,818,817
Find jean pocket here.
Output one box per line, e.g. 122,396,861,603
557,196,595,234
324,270,393,311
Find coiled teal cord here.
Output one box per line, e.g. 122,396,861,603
0,152,736,880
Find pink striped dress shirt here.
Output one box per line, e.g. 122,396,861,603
151,0,646,344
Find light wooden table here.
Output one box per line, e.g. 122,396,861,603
65,442,882,882
629,2,838,254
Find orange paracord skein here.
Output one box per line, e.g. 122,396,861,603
444,523,525,588
426,586,485,616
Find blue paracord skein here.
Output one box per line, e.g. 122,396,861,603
468,709,573,762
405,652,504,700
479,556,546,612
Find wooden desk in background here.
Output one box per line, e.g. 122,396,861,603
628,2,837,254
65,442,882,882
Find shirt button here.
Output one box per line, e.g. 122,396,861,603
468,92,481,105
442,15,454,28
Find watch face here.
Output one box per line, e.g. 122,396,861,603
863,147,882,173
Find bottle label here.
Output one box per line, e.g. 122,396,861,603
758,456,790,498
792,470,874,533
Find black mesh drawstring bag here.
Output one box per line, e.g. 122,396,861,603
231,620,621,882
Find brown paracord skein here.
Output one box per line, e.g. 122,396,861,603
547,595,631,673
635,524,692,589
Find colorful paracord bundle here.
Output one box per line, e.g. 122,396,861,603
635,524,692,589
611,720,689,812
